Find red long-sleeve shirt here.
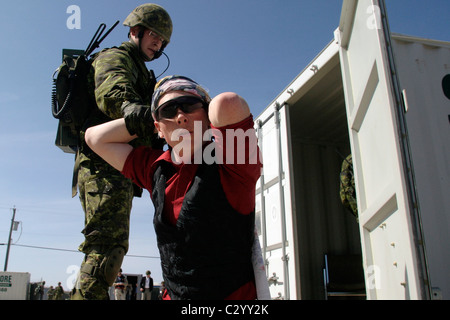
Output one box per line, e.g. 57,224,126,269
122,115,262,299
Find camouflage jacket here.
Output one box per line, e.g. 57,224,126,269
339,154,358,218
82,41,155,152
74,41,156,197
92,41,152,119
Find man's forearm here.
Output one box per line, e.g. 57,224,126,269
85,119,136,172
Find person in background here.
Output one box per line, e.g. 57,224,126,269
140,270,154,300
54,282,65,300
113,269,128,300
34,281,45,300
47,286,55,300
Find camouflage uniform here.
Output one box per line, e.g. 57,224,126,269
54,283,65,300
71,3,173,300
340,154,358,219
73,41,159,300
47,286,55,300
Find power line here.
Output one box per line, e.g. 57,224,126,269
7,243,76,253
1,207,159,260
0,243,160,259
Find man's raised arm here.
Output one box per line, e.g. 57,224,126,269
85,118,136,172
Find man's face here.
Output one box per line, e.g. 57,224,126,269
141,29,164,59
130,27,163,60
154,91,210,161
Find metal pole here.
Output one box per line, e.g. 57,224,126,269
274,104,290,300
257,120,268,277
4,206,16,271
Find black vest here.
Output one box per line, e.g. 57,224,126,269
152,161,255,300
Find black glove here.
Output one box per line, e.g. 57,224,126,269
121,101,154,138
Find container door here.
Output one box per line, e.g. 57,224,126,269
335,0,429,299
255,104,296,300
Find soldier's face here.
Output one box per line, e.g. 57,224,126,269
141,29,163,59
130,27,163,60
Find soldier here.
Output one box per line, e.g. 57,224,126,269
339,154,358,219
47,286,55,300
54,282,65,300
34,280,45,300
71,4,173,300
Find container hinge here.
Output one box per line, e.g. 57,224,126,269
268,272,283,287
274,292,284,300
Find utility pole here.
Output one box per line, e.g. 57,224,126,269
4,206,17,271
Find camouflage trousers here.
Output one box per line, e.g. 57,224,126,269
339,154,358,218
72,157,134,300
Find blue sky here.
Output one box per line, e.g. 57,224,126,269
0,0,449,291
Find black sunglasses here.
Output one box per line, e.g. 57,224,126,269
156,96,208,120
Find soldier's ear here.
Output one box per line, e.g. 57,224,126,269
129,26,140,38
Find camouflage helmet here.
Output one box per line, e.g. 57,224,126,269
123,4,173,44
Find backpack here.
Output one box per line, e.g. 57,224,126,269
51,21,119,154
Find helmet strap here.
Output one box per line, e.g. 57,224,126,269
137,29,145,39
152,42,166,60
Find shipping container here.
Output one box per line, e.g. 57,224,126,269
0,272,31,300
255,0,449,300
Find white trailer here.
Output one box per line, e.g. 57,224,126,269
0,272,31,300
255,0,449,300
